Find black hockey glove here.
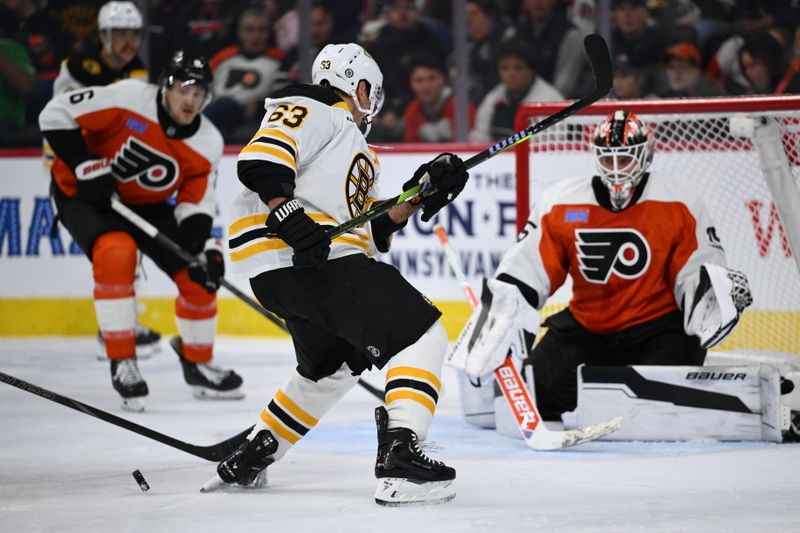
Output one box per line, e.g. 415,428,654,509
266,199,331,269
178,213,214,255
74,158,116,210
187,239,225,293
403,153,469,222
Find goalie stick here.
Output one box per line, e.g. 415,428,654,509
433,225,622,450
311,33,612,241
110,199,385,402
0,372,251,461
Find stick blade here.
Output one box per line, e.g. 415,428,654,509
583,33,613,96
526,416,622,450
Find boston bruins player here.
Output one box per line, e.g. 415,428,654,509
451,110,753,423
204,43,469,505
39,51,243,412
53,1,148,96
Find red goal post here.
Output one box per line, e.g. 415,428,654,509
513,96,800,355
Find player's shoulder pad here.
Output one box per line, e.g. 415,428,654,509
195,117,225,162
270,83,344,107
641,172,698,205
539,175,591,211
65,52,105,87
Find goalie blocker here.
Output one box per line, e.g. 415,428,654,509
573,364,790,442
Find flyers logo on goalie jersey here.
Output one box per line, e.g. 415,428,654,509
112,137,179,190
576,229,651,283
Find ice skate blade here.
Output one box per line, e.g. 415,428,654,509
200,471,267,493
189,386,246,400
120,396,146,413
374,478,455,506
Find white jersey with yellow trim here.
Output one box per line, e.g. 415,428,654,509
228,84,383,278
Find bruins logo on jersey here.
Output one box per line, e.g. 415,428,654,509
112,137,179,191
346,153,375,218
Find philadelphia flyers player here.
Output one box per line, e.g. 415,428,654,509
450,110,753,422
39,51,243,412
202,43,469,506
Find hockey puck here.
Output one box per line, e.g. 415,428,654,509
132,469,150,492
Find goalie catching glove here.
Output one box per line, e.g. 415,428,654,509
403,153,468,222
447,278,540,379
684,263,753,349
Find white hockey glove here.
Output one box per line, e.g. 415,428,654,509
447,278,540,379
684,263,753,349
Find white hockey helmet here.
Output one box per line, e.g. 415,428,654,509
312,43,384,131
592,110,654,211
98,1,143,31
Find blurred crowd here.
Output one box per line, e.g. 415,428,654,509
2,0,800,146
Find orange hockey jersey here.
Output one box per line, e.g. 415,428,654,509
39,79,222,223
496,174,728,334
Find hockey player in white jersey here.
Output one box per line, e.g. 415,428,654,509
451,110,753,424
205,43,469,505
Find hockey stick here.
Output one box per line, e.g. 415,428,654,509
316,33,612,240
0,372,251,461
433,226,621,450
110,198,385,402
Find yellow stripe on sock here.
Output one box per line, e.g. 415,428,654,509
275,390,318,428
259,410,300,444
385,390,437,415
386,366,441,391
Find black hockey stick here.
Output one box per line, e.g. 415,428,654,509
321,33,612,240
0,372,252,461
110,199,386,402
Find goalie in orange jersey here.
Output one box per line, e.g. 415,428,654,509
39,50,243,412
451,110,753,424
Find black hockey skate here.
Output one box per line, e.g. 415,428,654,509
170,337,244,399
110,357,148,412
96,324,162,361
201,429,278,492
374,406,455,506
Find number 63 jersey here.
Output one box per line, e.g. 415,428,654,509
227,84,383,278
496,173,729,334
40,79,222,221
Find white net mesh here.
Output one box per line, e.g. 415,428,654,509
518,100,800,355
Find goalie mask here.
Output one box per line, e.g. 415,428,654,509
312,43,384,135
592,110,654,211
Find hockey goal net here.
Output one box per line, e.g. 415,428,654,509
514,97,800,355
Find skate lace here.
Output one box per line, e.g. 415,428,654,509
411,440,444,466
196,363,231,385
115,359,144,386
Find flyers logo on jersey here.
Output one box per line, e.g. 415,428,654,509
346,153,375,218
112,137,179,190
575,229,651,284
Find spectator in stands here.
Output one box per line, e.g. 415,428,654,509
776,23,800,94
0,35,34,142
508,0,586,98
47,0,103,54
204,6,284,143
365,0,445,142
403,53,475,142
657,42,726,97
612,58,649,99
470,39,563,143
278,1,336,86
611,0,666,71
465,0,504,105
738,30,787,95
0,0,73,123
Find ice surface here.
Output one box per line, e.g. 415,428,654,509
1,338,798,533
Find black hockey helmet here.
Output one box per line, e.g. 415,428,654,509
161,50,213,90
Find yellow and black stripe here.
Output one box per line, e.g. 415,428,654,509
239,128,298,172
385,366,441,415
259,389,319,444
